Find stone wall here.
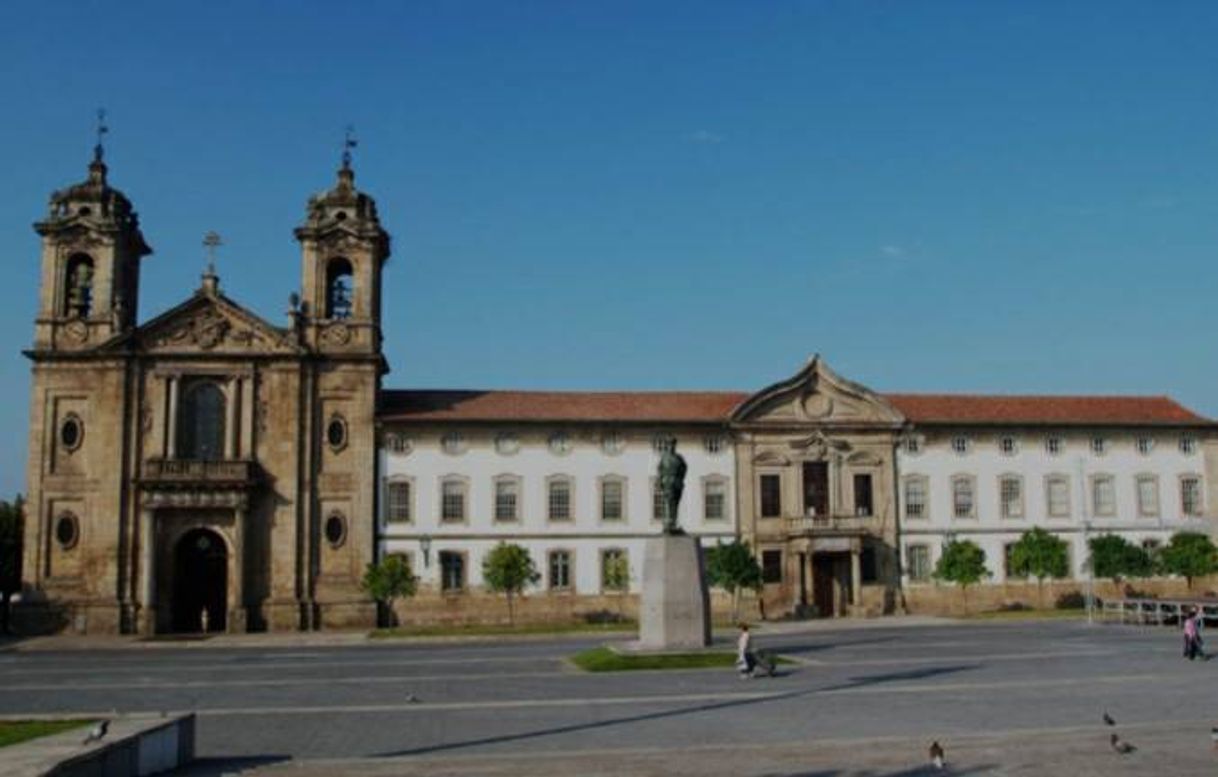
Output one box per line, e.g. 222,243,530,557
903,575,1218,616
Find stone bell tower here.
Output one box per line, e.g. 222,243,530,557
32,137,152,351
291,136,389,628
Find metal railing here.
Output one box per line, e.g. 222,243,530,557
1100,597,1218,627
784,514,873,533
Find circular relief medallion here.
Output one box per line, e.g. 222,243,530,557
494,433,520,455
324,323,352,345
64,320,89,344
325,513,347,548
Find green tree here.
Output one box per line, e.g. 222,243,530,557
0,496,23,635
1009,527,1070,609
361,554,418,627
1158,531,1218,590
481,542,540,626
705,540,763,622
1088,534,1152,584
602,552,630,620
933,539,989,614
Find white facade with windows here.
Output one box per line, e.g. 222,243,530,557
378,427,735,595
898,429,1214,585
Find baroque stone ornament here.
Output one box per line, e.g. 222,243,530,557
657,436,688,535
63,319,89,344
321,322,351,345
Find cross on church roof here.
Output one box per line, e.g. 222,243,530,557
202,231,222,276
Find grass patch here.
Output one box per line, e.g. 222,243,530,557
0,720,92,749
570,646,791,672
370,620,638,639
965,608,1087,621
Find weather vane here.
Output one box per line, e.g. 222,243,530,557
341,125,357,170
94,108,109,163
202,231,222,276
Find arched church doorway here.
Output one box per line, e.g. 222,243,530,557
171,528,228,633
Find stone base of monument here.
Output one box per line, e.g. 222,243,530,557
635,533,711,651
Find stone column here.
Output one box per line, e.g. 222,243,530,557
224,379,238,460
139,506,156,635
850,549,862,610
229,502,247,633
166,376,180,459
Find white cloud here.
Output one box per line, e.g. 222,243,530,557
880,244,905,259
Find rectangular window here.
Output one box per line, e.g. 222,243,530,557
1000,476,1023,519
601,479,624,522
548,479,572,522
1092,475,1116,517
1046,475,1070,518
952,477,975,519
704,479,727,521
386,480,411,523
906,545,930,582
854,474,874,517
1137,476,1159,517
761,549,782,583
441,479,466,523
1181,476,1202,516
439,551,465,592
600,548,627,591
760,474,782,518
494,479,519,522
803,462,829,516
904,477,927,519
548,550,572,590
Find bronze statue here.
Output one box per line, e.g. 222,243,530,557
657,436,687,534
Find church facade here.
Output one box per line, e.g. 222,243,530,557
19,149,1218,634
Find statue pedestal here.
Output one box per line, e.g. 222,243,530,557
639,534,711,650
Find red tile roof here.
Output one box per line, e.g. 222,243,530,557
379,389,1212,427
883,393,1212,426
378,390,746,423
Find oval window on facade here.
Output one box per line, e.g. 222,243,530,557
325,512,347,548
60,414,83,452
54,512,79,550
327,415,348,452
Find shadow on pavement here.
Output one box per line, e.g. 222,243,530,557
371,664,978,759
761,766,998,777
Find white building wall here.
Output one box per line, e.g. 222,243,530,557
897,429,1209,584
378,428,735,595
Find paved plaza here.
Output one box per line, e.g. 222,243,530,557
3,619,1218,775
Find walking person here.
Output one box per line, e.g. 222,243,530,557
1192,608,1207,660
1184,608,1200,661
736,623,756,679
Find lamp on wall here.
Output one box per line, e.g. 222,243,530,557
420,534,432,568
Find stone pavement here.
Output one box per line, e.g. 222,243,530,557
237,720,1218,776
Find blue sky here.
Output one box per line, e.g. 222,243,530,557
2,2,1217,495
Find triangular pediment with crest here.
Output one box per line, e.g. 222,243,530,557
100,290,302,356
730,355,905,428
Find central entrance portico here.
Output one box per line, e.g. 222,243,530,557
172,527,228,633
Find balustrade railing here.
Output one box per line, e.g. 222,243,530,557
142,459,254,483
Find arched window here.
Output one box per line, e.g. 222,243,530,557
177,381,226,460
325,257,354,319
64,254,95,318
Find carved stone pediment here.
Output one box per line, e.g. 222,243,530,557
789,430,851,459
122,293,300,356
731,355,905,428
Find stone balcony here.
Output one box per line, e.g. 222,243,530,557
784,513,874,535
140,459,258,488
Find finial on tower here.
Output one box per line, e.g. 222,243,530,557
341,125,357,171
93,108,109,164
201,231,222,294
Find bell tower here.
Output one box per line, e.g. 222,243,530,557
294,132,390,356
32,121,151,351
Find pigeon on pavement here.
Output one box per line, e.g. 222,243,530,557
928,741,945,769
1110,733,1136,754
82,720,109,745
1102,711,1115,726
